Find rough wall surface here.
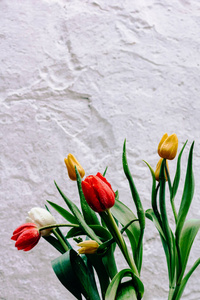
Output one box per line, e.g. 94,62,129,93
1,0,200,299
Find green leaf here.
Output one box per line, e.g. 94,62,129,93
105,269,144,300
67,225,112,241
122,140,145,231
71,250,101,300
172,141,188,200
144,161,162,228
75,167,100,226
47,200,78,224
54,181,102,244
86,253,111,299
122,139,145,272
116,280,138,300
102,243,118,279
179,219,200,279
145,209,165,239
103,166,108,176
174,258,200,300
97,220,138,257
145,209,171,279
52,250,82,300
43,235,66,254
176,142,195,240
111,199,140,256
52,249,100,300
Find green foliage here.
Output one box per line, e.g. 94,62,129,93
66,224,111,241
179,219,200,280
54,181,102,244
111,197,140,256
172,141,188,200
146,141,200,300
47,200,78,224
116,281,138,300
122,140,145,272
105,269,144,300
44,139,199,300
52,249,100,300
176,142,195,240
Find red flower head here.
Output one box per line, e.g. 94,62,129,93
81,172,115,212
11,223,40,251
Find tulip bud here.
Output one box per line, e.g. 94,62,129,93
26,207,56,236
77,240,99,254
64,153,85,181
158,133,178,160
81,172,115,212
155,158,169,181
11,223,40,251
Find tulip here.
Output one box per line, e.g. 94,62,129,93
77,240,99,254
158,133,178,160
155,158,169,181
11,223,40,251
64,153,85,181
26,207,56,236
81,172,115,212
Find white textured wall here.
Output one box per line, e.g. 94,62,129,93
1,0,200,299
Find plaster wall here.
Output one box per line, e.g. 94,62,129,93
1,0,200,299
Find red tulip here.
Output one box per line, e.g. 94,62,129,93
81,172,115,212
11,223,40,251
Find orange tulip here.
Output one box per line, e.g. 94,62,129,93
155,158,169,181
158,133,178,160
64,153,85,181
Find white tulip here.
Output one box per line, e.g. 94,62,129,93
26,207,56,236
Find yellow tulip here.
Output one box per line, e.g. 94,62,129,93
158,133,178,160
77,240,99,254
155,158,169,181
64,153,85,181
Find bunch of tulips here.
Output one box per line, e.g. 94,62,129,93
12,133,200,300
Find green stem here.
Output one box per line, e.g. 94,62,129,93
38,223,79,232
152,183,163,230
171,198,178,224
159,159,175,285
165,164,177,224
52,228,69,252
39,223,78,253
104,209,139,277
168,286,175,300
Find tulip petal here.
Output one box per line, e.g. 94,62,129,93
11,223,37,241
82,174,115,212
158,133,168,157
23,239,40,251
27,207,56,231
96,172,115,194
15,228,40,250
65,154,85,180
82,180,103,212
92,177,115,210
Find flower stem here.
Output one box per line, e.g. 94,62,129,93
38,223,79,232
165,165,177,224
52,228,69,252
168,286,175,300
104,209,139,276
39,223,78,253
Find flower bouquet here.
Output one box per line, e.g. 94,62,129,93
11,134,200,299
